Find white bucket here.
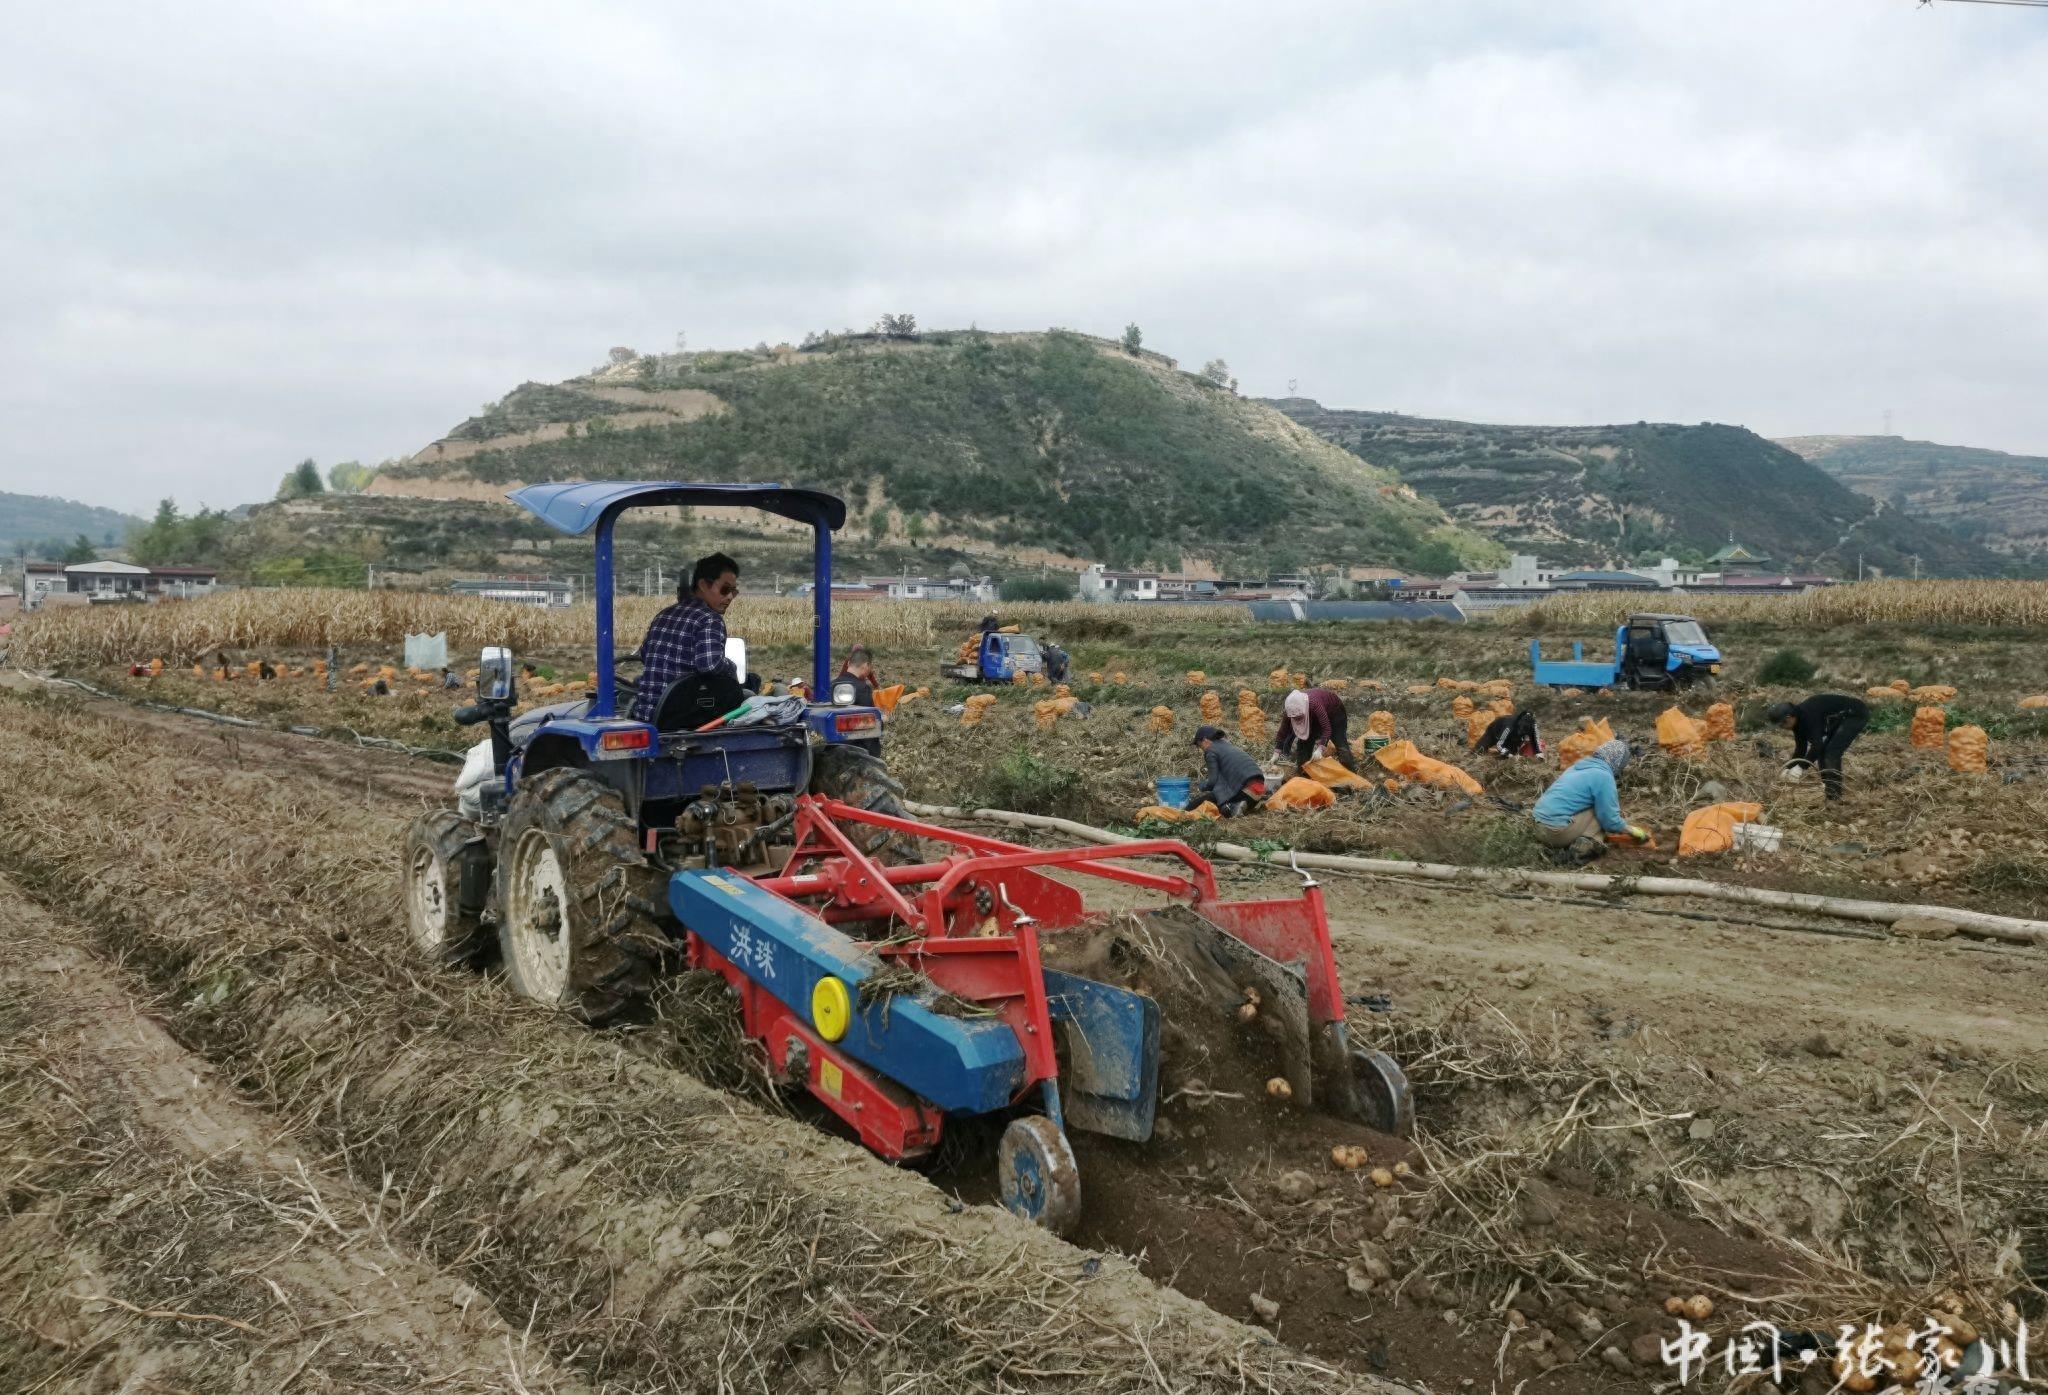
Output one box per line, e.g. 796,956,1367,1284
1734,822,1784,853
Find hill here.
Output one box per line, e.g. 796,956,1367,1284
1267,401,2008,578
1778,434,2048,565
0,492,142,555
372,330,1498,575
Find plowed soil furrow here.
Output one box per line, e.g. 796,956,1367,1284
0,690,1405,1394
0,882,595,1395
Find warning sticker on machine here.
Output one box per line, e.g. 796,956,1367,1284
819,1060,844,1098
701,875,744,897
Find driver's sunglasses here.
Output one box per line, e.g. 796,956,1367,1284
715,580,740,597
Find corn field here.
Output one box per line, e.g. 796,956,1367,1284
8,590,1238,668
1496,579,2048,631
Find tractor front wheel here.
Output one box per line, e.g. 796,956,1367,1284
496,767,670,1023
403,810,489,966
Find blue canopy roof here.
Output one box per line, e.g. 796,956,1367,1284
507,481,847,535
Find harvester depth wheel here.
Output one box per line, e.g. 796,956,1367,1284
810,743,921,865
403,810,488,966
1348,1047,1415,1138
997,1115,1081,1237
496,767,669,1023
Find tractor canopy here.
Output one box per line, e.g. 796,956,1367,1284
508,481,849,716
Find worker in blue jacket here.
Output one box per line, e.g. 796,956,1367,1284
1531,739,1650,862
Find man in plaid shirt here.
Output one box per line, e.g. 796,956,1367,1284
632,552,741,722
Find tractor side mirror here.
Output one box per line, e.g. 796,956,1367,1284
479,646,515,702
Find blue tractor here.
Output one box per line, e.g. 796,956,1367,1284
401,482,911,1021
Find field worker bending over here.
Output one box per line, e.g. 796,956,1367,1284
1189,725,1270,818
1277,687,1358,775
1531,739,1649,862
1765,694,1868,802
632,552,754,723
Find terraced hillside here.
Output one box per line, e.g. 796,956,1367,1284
1782,434,2048,565
1271,400,2005,577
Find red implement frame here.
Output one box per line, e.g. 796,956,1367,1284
735,798,1350,1117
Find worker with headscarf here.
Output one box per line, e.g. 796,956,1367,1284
1531,739,1649,862
1276,686,1357,775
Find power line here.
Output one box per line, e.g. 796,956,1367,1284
1924,0,2048,9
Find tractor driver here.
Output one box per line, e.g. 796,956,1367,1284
631,552,752,722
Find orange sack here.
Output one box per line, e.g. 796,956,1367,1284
1909,684,1958,704
1678,801,1764,857
1656,707,1706,759
1465,713,1491,747
1451,695,1474,718
2019,695,2048,710
1303,756,1370,791
1266,776,1337,811
1367,710,1396,739
872,683,905,714
1556,717,1615,769
1947,725,1988,774
1703,702,1735,742
1135,802,1219,822
1373,739,1484,796
1146,705,1175,734
1199,690,1224,723
1910,706,1947,749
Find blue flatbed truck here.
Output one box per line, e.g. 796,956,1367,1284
1529,613,1722,690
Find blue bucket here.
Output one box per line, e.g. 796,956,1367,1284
1154,776,1191,807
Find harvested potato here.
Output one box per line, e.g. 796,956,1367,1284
1265,1077,1293,1101
1684,1295,1714,1321
1369,1167,1395,1188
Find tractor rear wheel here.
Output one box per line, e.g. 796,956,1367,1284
810,743,921,865
496,767,670,1023
403,810,489,966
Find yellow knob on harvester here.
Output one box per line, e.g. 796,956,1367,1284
811,976,851,1042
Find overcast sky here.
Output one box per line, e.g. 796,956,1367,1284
4,0,2046,515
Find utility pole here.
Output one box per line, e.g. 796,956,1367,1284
1882,409,1893,437
1912,555,1922,580
1857,553,1864,582
367,562,375,592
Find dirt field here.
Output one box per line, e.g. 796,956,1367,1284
4,664,2041,1394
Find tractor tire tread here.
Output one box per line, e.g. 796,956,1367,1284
498,767,671,1022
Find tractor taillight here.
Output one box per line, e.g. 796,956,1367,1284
598,728,653,752
834,713,880,734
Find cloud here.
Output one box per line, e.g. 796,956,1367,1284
4,0,2046,512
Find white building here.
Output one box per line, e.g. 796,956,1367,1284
21,560,219,607
1078,564,1161,602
